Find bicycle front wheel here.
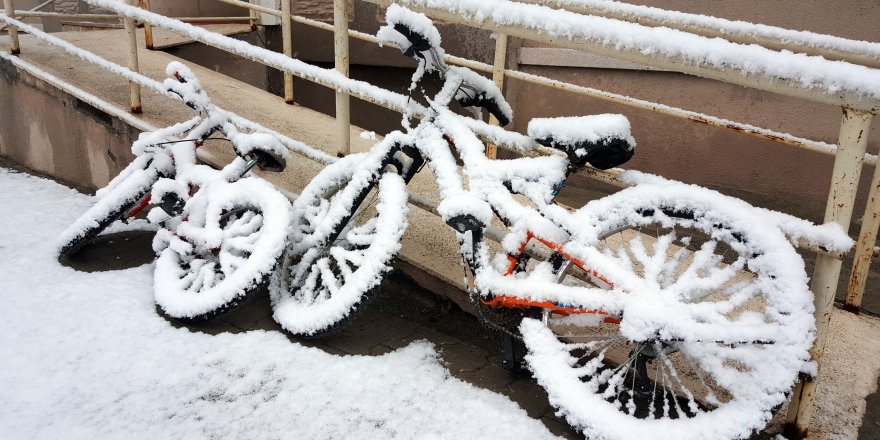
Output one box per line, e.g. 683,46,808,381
57,158,159,256
154,178,292,321
270,154,409,338
520,185,815,440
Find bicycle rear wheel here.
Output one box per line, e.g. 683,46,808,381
269,154,409,338
154,178,291,321
520,185,814,440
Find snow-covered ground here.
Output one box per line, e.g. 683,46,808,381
0,168,557,439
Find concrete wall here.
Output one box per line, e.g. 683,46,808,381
51,0,249,18
0,57,139,190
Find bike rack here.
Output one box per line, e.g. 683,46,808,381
2,0,880,435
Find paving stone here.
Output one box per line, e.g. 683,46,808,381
289,336,352,356
503,379,553,419
368,344,397,356
437,342,490,374
324,309,421,355
181,319,243,336
59,230,155,272
218,294,273,330
384,325,462,349
248,314,283,332
539,415,584,440
456,356,515,393
310,342,351,357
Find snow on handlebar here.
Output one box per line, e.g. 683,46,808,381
160,62,289,172
377,4,513,126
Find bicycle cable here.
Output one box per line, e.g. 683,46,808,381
149,136,230,146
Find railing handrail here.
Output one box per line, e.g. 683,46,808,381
362,0,880,112
517,0,880,69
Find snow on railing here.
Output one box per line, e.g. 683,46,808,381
364,0,880,111
519,0,880,69
80,0,555,155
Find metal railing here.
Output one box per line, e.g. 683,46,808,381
2,0,880,436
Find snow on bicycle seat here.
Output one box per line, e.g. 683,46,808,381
528,114,636,170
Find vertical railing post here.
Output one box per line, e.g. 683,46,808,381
122,0,142,113
138,0,153,50
485,33,508,160
333,0,351,156
2,0,20,55
281,0,294,104
248,0,258,31
786,108,873,438
845,150,880,312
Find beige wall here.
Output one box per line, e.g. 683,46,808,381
0,57,139,190
629,0,880,42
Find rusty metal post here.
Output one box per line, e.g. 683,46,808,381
333,0,350,156
845,154,880,312
248,0,258,31
122,0,142,113
786,108,873,438
138,0,153,50
281,0,293,104
485,33,508,160
2,0,20,55
1,0,53,33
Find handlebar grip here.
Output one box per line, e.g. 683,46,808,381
392,23,433,58
457,94,510,126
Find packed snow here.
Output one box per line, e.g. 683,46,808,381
0,168,559,439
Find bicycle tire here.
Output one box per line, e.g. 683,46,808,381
518,184,814,440
57,166,159,257
269,154,409,338
154,178,292,321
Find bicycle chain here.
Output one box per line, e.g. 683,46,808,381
472,293,529,340
461,261,531,341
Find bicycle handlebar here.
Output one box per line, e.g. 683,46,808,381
380,10,513,127
162,62,289,172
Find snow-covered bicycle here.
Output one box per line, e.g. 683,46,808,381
268,6,855,440
57,62,292,321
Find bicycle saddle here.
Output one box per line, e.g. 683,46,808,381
229,132,288,172
528,114,636,170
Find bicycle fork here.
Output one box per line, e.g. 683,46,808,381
325,143,427,245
